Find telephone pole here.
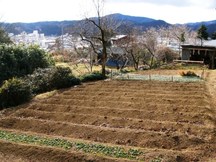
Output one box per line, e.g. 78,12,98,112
61,23,65,61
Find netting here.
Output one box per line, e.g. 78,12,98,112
114,74,203,82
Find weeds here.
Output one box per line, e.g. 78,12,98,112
179,71,198,77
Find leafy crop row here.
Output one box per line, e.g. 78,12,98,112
0,130,143,160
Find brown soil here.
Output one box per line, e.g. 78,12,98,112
0,70,216,162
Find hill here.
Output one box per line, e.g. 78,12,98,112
5,21,78,36
3,13,216,36
4,13,170,36
186,20,216,35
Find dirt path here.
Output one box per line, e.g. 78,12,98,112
203,70,216,161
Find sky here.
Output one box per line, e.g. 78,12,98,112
0,0,216,24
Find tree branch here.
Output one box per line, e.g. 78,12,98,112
79,34,98,54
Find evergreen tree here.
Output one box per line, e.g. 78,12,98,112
197,24,208,46
180,32,186,43
0,27,12,44
211,32,216,40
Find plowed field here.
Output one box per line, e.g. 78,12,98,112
0,76,216,161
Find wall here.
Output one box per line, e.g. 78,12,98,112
181,49,191,60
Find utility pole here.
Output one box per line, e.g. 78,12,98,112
61,23,64,61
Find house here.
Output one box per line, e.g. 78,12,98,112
181,44,216,69
97,35,132,69
97,46,129,69
110,35,127,46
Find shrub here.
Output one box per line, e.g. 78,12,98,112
26,68,54,94
0,45,54,85
156,47,179,63
179,71,198,77
0,78,31,109
26,67,80,94
51,67,81,89
80,71,106,82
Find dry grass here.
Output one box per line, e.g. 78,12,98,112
56,62,101,76
33,90,58,100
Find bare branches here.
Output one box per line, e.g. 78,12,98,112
86,18,103,33
79,34,98,54
142,28,158,57
169,25,191,44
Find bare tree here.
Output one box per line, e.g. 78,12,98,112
156,46,178,64
74,0,119,77
188,30,199,45
141,27,158,68
157,27,171,45
169,25,190,57
73,46,96,73
117,28,144,71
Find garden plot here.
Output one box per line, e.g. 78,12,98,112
0,79,215,161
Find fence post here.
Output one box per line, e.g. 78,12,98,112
201,68,205,80
149,74,151,81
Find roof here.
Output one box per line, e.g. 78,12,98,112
181,44,216,51
204,40,216,46
97,47,126,56
111,35,127,41
109,47,126,55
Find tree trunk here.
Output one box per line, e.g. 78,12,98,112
101,44,107,77
134,62,138,71
102,60,106,77
150,56,154,69
90,52,93,72
130,50,139,71
201,39,203,46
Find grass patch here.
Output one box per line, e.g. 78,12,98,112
0,130,143,160
56,62,101,77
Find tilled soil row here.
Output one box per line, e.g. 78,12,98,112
25,104,212,125
41,98,209,108
70,86,205,93
60,91,206,99
62,89,206,96
27,102,209,114
83,80,204,88
52,93,206,101
0,117,209,150
11,109,214,140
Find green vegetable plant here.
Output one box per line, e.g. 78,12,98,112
0,130,143,160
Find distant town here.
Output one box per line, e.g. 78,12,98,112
9,30,88,51
9,29,216,53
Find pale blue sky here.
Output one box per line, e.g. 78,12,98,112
0,0,215,24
